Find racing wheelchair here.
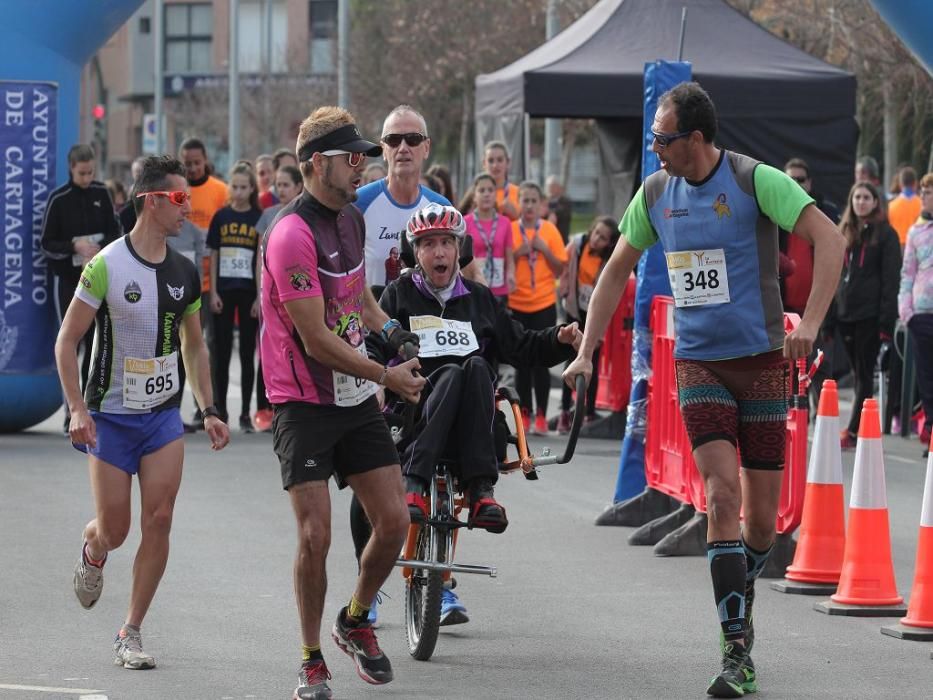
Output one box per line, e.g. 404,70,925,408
395,374,586,660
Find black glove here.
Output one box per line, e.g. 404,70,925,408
388,329,420,359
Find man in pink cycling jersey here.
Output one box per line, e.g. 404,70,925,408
260,106,425,700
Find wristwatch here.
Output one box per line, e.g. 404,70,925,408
202,406,222,421
381,318,401,342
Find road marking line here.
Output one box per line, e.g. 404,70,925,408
0,685,103,695
888,454,918,464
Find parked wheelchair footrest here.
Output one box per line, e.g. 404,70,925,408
395,558,497,577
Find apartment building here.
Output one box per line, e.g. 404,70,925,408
82,0,339,181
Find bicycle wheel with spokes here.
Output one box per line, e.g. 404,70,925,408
405,522,446,660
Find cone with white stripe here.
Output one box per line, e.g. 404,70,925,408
772,380,846,595
882,433,933,639
815,399,907,616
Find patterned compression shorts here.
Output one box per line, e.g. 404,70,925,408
674,349,789,470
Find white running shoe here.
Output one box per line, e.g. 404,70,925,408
73,544,104,609
113,628,156,669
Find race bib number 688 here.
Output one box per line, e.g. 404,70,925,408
409,315,480,358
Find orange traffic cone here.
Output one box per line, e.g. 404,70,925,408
815,398,907,616
882,433,933,640
773,380,846,595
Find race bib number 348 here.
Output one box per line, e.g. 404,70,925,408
409,315,479,358
665,248,731,308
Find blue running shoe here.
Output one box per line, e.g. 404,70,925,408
439,588,469,626
367,591,384,628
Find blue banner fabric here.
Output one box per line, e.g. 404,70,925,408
613,60,691,503
0,80,58,374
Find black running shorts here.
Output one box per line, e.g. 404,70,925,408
272,396,399,490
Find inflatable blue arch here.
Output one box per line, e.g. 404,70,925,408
870,0,933,75
0,0,143,432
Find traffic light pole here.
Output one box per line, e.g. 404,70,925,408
91,54,108,170
154,0,164,154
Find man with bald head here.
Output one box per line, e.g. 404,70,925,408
356,105,483,297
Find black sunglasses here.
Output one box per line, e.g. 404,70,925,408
652,129,692,147
790,175,808,184
381,132,426,148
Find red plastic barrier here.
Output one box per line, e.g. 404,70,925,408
645,297,807,534
644,297,691,505
595,275,636,412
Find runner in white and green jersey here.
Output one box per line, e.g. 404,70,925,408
55,155,230,671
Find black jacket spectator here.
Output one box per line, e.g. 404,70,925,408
828,222,902,336
41,178,121,277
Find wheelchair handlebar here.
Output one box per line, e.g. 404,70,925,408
400,341,419,362
558,373,587,464
525,374,586,468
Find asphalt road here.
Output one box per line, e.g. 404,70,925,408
2,387,932,700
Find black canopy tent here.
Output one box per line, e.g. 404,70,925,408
475,0,858,215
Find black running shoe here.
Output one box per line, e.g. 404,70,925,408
707,643,756,698
332,608,393,685
293,659,332,699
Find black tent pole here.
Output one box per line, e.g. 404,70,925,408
677,7,688,61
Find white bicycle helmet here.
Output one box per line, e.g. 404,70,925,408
406,203,466,247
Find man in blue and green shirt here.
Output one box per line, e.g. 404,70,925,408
564,82,845,698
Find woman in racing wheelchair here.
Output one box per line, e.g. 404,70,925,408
365,202,581,534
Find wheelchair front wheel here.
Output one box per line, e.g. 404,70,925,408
405,522,446,660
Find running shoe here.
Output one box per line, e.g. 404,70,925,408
73,543,105,609
239,415,255,433
534,411,549,435
332,607,393,684
254,407,274,433
113,628,156,669
521,407,531,433
293,659,333,700
556,410,571,435
439,588,469,626
707,642,755,698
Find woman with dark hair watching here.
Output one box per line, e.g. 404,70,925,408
830,181,902,449
427,163,454,203
556,215,619,432
207,162,263,431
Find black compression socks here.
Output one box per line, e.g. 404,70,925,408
742,535,774,583
707,540,747,644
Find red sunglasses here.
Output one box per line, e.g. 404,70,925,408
320,150,366,168
136,190,191,205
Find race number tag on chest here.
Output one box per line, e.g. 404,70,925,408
409,315,479,358
123,351,180,410
219,247,254,279
665,249,730,308
333,343,378,407
578,283,594,312
485,257,505,289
